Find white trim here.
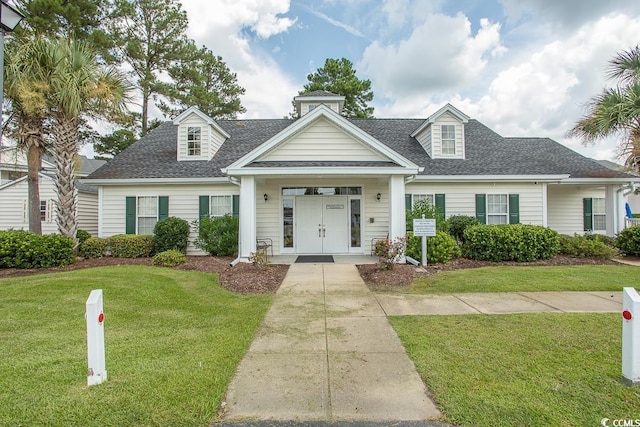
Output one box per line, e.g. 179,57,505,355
410,103,470,138
561,178,640,184
81,177,232,185
172,106,230,138
223,104,420,174
226,166,420,176
541,182,547,227
412,174,569,182
98,186,103,237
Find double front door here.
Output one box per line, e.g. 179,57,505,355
296,196,349,253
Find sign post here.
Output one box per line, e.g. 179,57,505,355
86,289,107,386
413,217,436,267
623,287,640,386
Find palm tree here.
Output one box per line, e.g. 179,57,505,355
3,38,53,234
568,45,640,171
45,39,130,244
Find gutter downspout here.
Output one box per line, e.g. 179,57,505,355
229,177,242,267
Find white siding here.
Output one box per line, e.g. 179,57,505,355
78,191,99,236
261,118,387,162
0,176,59,234
100,184,239,254
300,101,339,116
406,182,545,225
431,113,464,160
177,115,210,161
415,126,432,157
547,185,605,235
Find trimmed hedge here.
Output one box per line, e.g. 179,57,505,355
194,214,239,256
559,234,618,259
0,230,75,268
447,215,480,243
616,226,640,256
153,217,190,254
79,237,109,259
108,234,154,258
153,249,187,267
463,224,559,262
407,231,459,264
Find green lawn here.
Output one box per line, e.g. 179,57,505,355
0,266,271,426
410,265,640,293
391,313,640,427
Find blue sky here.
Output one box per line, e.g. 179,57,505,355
172,0,640,161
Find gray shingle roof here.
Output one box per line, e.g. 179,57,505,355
87,116,636,180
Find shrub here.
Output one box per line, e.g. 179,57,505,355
559,234,618,259
374,237,406,270
108,234,154,258
0,230,74,268
153,216,190,254
463,224,559,262
406,231,459,264
616,226,640,256
447,215,480,243
406,199,447,233
153,249,186,267
585,233,617,248
193,214,239,256
249,250,270,269
79,237,109,259
76,229,91,245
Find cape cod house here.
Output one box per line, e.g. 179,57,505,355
85,91,640,259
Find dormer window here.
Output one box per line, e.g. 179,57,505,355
441,125,456,155
187,126,201,156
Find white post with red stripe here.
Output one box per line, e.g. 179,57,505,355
86,289,107,386
622,287,640,386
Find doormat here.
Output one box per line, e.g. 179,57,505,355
295,255,334,263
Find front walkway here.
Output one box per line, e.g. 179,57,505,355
221,263,441,423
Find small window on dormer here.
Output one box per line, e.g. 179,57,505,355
308,104,317,112
187,126,201,156
441,125,456,155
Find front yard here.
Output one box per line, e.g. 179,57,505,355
391,313,640,426
0,266,271,426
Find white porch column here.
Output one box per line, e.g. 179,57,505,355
239,176,256,260
389,175,406,241
541,183,548,227
605,184,618,236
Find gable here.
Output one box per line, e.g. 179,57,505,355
173,107,229,161
259,117,389,162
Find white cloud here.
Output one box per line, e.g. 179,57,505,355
359,13,505,98
303,7,366,38
179,0,299,118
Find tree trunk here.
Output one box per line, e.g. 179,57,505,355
141,89,149,136
53,116,79,247
27,142,42,234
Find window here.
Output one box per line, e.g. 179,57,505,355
350,199,361,247
283,199,294,248
487,194,508,224
210,195,232,217
40,200,47,222
593,198,606,231
137,196,158,235
441,124,456,155
187,126,201,156
412,194,434,207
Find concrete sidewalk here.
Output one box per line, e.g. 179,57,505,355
376,291,623,316
221,264,442,423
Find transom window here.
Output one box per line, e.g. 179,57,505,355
487,194,508,224
282,187,362,196
441,124,456,155
412,194,434,207
592,198,606,231
187,126,201,156
137,196,158,235
210,195,232,217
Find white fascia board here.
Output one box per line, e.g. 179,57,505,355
411,103,471,138
560,178,640,184
81,177,232,186
225,166,420,176
226,104,418,170
411,174,570,183
172,106,230,139
0,172,53,190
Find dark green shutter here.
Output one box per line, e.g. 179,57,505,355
508,194,519,224
232,195,240,217
435,194,446,217
125,196,136,234
199,196,209,219
583,198,593,232
158,196,169,220
405,194,412,211
475,194,486,224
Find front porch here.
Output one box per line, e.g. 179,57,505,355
268,254,379,264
